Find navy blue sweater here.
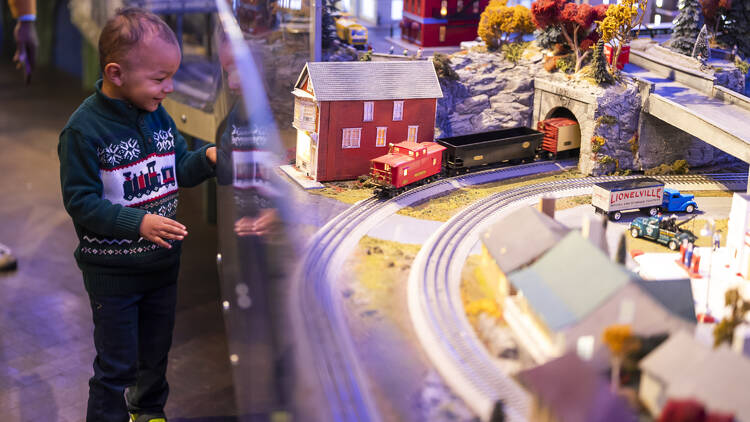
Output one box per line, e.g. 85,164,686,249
59,81,215,295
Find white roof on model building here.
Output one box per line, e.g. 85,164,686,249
295,61,444,101
640,330,750,420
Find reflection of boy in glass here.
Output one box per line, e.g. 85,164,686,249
217,35,278,237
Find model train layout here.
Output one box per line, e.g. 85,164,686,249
369,120,579,197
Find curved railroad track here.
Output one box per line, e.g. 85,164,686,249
407,172,747,422
294,159,579,421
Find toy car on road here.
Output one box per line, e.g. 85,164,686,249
592,178,698,221
629,215,698,250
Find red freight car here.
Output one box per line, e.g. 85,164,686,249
370,140,446,197
536,118,580,159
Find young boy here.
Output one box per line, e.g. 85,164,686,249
58,8,216,422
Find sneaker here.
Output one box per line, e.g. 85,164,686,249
129,414,166,422
0,243,17,272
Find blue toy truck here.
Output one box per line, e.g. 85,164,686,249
591,178,698,221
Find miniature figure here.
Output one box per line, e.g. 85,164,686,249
713,230,721,250
389,45,395,55
416,47,423,59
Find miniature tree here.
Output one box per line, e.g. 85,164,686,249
534,26,565,50
602,324,637,391
670,0,704,55
713,287,750,347
531,0,608,72
586,39,616,85
597,0,647,73
479,0,535,50
321,0,340,50
718,0,750,58
692,24,711,58
700,0,731,41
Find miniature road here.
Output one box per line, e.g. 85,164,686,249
624,63,750,147
408,173,746,422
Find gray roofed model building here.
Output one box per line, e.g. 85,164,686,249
481,206,570,275
518,352,638,422
639,330,750,420
508,231,632,331
296,61,444,102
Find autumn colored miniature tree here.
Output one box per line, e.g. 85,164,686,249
479,0,535,50
700,0,731,40
713,287,750,347
531,0,608,72
597,0,647,73
602,324,638,391
671,0,704,55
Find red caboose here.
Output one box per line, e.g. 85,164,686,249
370,140,446,195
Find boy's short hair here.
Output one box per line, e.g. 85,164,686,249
98,7,179,71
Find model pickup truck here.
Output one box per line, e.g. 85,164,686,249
591,177,698,221
629,215,698,250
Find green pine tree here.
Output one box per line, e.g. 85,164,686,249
322,0,340,50
588,40,615,85
718,0,750,58
670,0,703,55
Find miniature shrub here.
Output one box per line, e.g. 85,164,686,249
591,135,606,153
502,41,530,63
359,51,373,61
555,54,575,73
432,53,459,80
596,115,617,126
644,160,690,175
735,57,750,74
598,155,616,165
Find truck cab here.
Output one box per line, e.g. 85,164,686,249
662,188,698,213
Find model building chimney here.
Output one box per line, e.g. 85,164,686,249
538,196,555,219
581,214,609,256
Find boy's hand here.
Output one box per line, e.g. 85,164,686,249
140,214,187,248
234,209,278,237
206,146,217,165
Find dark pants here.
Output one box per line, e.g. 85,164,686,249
86,281,178,422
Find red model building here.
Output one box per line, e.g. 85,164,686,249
400,0,490,47
292,61,443,182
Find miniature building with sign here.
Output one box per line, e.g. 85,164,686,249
639,330,750,420
292,61,443,182
501,231,695,366
400,0,490,47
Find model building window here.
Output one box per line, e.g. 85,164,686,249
303,104,316,124
407,125,419,141
439,26,446,42
363,102,374,122
376,127,387,146
403,168,408,176
342,128,362,149
393,101,404,121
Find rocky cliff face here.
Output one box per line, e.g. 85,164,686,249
436,47,545,138
436,45,741,175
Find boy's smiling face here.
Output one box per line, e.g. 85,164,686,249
113,35,181,112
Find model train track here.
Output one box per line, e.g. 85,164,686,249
407,172,747,422
295,159,578,421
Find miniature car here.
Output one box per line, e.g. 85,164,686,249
629,215,697,250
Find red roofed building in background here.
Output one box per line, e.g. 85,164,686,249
400,0,490,47
292,61,443,182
